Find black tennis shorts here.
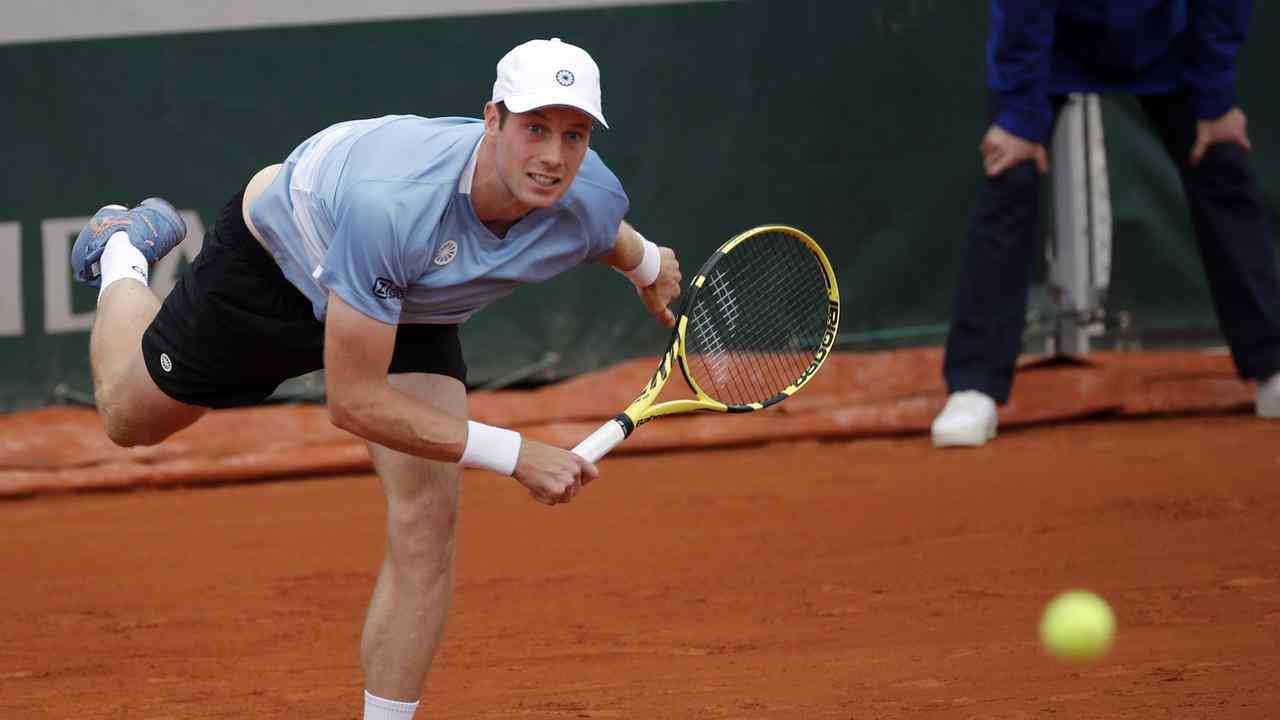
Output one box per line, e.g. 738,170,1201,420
141,189,467,409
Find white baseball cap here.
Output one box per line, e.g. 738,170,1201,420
491,37,608,129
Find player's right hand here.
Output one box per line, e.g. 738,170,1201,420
639,246,682,328
512,439,600,506
981,124,1048,177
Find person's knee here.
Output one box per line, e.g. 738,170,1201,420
101,411,169,447
386,475,461,574
97,393,179,447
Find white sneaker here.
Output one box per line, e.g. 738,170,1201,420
931,390,998,447
1258,372,1280,419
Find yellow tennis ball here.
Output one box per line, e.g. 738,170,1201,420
1039,590,1115,662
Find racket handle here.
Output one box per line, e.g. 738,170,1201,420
571,416,631,463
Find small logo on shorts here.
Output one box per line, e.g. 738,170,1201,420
372,277,406,300
434,240,458,266
159,353,173,373
556,69,575,86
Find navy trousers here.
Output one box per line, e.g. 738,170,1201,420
944,91,1280,403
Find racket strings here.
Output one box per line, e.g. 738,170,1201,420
702,246,826,403
691,244,814,402
694,258,803,403
685,230,831,406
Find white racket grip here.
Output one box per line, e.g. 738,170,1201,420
572,418,629,463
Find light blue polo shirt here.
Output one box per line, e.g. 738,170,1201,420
248,115,628,324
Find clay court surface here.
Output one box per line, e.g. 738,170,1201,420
3,411,1279,719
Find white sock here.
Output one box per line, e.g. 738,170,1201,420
98,231,149,299
364,690,419,720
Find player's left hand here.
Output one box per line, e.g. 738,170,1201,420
639,246,681,327
1191,106,1252,167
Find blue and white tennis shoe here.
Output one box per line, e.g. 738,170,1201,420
71,197,187,287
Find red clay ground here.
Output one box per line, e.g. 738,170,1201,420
2,412,1279,719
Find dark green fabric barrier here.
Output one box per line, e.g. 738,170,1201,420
2,1,1277,409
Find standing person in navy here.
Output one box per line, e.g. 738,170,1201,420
932,1,1280,447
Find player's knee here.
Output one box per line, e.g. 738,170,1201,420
102,422,143,448
99,400,171,448
102,415,159,448
387,489,459,572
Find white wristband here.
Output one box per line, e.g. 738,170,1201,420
460,421,522,476
619,234,661,288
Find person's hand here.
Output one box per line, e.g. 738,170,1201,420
512,439,599,506
638,246,682,327
1190,107,1252,167
980,124,1049,177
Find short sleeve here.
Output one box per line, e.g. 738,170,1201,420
576,151,630,261
589,194,628,261
316,183,419,325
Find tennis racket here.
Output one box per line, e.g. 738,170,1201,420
572,224,840,462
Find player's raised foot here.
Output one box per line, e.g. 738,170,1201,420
71,197,187,287
931,390,997,448
71,204,128,286
1257,371,1280,419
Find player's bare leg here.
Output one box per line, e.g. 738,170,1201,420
72,200,206,446
360,372,467,708
89,280,205,446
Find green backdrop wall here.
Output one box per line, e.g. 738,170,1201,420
2,1,1278,409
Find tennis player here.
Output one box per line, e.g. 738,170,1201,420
70,38,681,720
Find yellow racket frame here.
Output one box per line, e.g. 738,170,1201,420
573,225,840,462
621,224,840,428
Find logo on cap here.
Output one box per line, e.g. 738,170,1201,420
555,69,575,87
